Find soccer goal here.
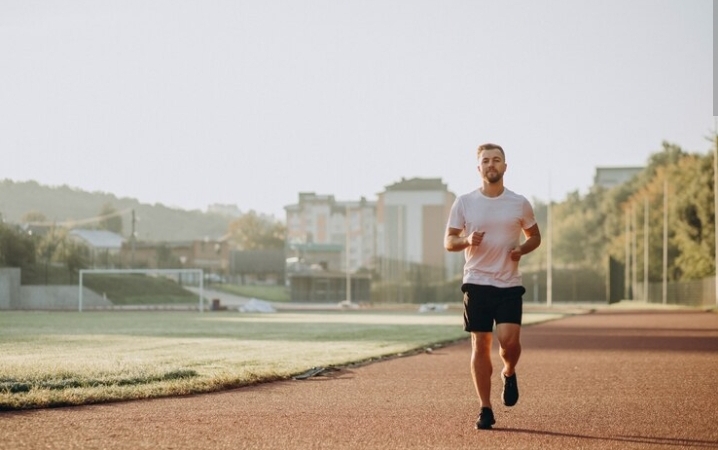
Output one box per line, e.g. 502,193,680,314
78,268,205,313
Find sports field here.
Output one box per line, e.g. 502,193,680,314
0,308,476,410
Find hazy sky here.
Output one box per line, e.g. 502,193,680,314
1,1,713,219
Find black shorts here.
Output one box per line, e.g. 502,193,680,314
462,284,525,332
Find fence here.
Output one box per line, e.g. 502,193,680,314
632,277,716,308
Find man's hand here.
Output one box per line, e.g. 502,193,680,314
468,231,485,246
509,246,522,261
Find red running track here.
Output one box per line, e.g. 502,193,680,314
1,308,717,450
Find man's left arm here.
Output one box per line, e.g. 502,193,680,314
509,224,541,261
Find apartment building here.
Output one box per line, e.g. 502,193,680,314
284,178,463,281
376,177,462,282
284,193,376,272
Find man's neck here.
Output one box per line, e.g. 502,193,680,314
480,183,504,198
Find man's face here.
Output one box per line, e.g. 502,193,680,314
478,149,506,183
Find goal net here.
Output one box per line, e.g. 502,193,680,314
78,268,205,312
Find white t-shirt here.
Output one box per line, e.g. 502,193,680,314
447,188,537,287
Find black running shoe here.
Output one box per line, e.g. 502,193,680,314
475,407,495,430
502,372,519,407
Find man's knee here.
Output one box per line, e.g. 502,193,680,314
471,332,492,353
496,323,521,349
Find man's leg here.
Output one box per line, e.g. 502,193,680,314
470,331,493,408
496,323,521,406
496,323,521,376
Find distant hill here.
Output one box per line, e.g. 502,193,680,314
0,179,232,242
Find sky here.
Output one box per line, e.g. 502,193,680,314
0,1,713,219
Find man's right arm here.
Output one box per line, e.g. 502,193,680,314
445,227,469,252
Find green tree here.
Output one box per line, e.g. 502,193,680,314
98,203,123,234
603,141,712,282
670,152,715,279
552,190,607,271
228,211,286,250
0,223,36,267
63,240,88,279
36,226,66,284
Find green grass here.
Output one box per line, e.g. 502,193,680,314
215,283,290,302
83,274,198,305
0,309,466,410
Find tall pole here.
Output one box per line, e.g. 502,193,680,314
345,204,352,304
624,207,630,300
631,203,637,300
397,205,403,303
714,119,718,308
663,179,668,305
643,196,648,302
131,209,136,267
547,167,554,307
546,200,553,307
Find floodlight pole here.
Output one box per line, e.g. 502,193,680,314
661,179,668,305
714,119,718,308
345,203,352,304
624,207,630,300
632,203,637,300
79,270,84,312
643,196,649,303
546,197,553,307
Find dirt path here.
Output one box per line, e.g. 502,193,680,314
2,308,717,450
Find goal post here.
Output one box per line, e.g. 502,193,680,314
78,268,205,313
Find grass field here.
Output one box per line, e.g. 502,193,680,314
0,309,466,411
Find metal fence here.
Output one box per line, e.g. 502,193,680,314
632,277,716,308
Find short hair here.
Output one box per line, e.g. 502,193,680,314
477,143,505,160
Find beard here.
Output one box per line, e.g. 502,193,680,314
484,170,504,184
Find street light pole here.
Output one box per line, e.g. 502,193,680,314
662,179,668,305
643,196,649,302
546,200,552,307
714,118,718,307
345,204,352,304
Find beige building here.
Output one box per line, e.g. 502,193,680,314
285,193,376,272
284,178,462,282
376,178,462,282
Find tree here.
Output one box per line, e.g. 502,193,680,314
603,142,713,282
156,243,180,268
228,211,286,250
36,226,66,284
98,203,123,234
0,223,36,267
63,240,88,279
670,152,715,279
21,211,47,223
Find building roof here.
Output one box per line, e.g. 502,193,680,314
384,177,448,192
70,229,125,249
594,166,644,189
231,249,285,273
288,242,344,252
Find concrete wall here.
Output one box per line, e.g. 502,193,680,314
0,268,21,309
0,268,112,310
19,286,112,310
